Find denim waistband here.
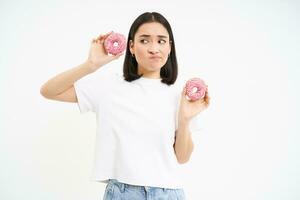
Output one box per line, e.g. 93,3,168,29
108,179,173,193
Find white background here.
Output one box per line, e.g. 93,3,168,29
1,0,299,199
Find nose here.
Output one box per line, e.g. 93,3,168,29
147,43,160,54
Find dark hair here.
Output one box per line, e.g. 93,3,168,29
123,12,178,85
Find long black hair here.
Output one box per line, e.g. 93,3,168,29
123,12,178,85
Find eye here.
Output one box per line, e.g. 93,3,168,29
140,39,149,44
158,39,167,44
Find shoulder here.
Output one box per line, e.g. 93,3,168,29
171,75,189,96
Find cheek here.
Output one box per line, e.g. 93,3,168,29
135,46,147,58
162,46,171,61
164,44,171,53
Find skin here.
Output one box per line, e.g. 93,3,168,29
129,22,171,79
128,22,210,163
40,23,210,163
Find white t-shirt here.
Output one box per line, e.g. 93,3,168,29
73,67,204,189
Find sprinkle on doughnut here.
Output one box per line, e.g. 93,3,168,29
185,78,207,101
104,32,126,55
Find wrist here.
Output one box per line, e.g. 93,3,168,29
178,118,190,128
84,60,102,73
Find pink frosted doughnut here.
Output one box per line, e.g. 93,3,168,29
104,32,126,55
185,78,207,101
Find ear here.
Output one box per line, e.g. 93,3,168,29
129,40,134,54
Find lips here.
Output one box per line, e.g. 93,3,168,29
149,56,162,59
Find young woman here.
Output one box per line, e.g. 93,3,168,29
40,12,209,200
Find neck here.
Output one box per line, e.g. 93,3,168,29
138,66,161,79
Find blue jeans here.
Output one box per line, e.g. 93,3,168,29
103,179,185,200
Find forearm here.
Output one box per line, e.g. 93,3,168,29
40,61,95,97
174,120,194,164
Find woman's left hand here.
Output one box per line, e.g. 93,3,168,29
178,86,210,123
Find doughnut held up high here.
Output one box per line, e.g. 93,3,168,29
104,32,126,55
185,78,208,101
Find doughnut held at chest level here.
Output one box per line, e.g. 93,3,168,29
104,32,126,55
185,78,208,101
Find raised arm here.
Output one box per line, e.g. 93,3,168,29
40,61,95,102
40,32,123,102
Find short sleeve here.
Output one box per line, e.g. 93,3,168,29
73,69,110,114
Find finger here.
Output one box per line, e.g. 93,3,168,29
105,31,113,36
181,87,189,102
205,101,210,107
204,93,209,101
205,95,210,105
205,89,209,95
98,37,106,44
95,31,111,39
204,90,209,98
96,35,106,44
182,86,186,95
96,31,113,44
97,34,105,39
206,90,210,97
103,31,113,40
206,97,210,105
97,40,104,44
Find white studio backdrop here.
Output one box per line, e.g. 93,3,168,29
1,0,299,199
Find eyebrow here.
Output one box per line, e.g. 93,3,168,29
138,34,168,39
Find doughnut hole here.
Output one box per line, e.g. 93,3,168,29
113,42,119,47
192,87,198,94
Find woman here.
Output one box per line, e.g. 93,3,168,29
40,12,209,200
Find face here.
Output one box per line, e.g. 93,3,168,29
129,22,171,79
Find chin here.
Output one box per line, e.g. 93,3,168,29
149,63,164,70
148,67,162,73
139,62,164,72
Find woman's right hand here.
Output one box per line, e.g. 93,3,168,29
86,31,124,72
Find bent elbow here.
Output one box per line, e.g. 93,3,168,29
40,85,52,99
40,86,47,97
177,157,190,164
176,154,192,164
40,86,48,98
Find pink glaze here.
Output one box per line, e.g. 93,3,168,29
104,32,126,55
185,78,207,101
